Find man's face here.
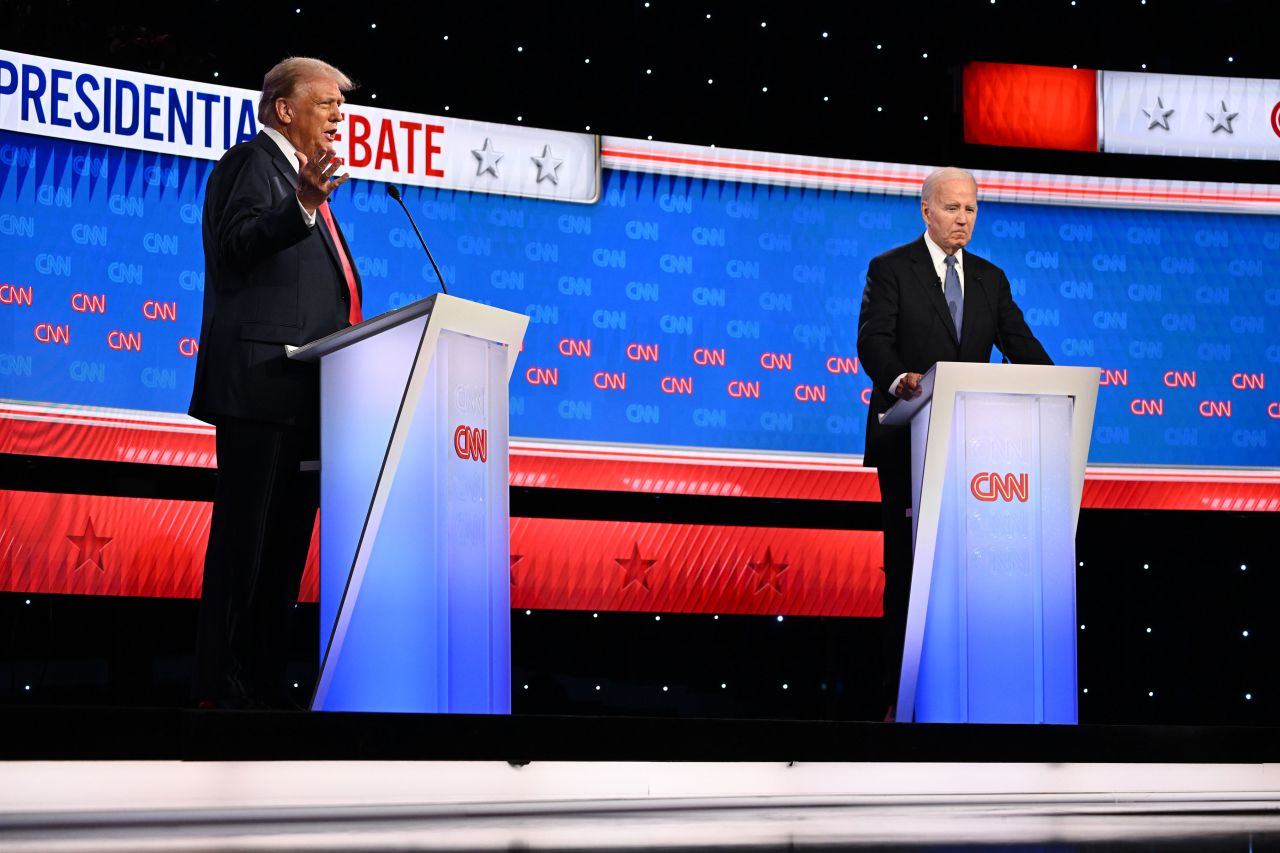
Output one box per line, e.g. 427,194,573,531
277,77,345,157
922,178,978,254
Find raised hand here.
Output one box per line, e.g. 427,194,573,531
295,148,348,213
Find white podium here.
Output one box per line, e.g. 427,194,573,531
289,294,528,713
881,362,1099,724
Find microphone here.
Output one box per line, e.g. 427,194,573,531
386,185,449,296
977,273,1010,365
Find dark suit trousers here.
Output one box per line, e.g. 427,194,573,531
194,419,318,705
877,444,914,708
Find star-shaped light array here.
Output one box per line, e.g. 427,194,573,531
531,144,564,184
1205,100,1239,134
67,517,112,572
749,547,789,594
1141,97,1174,131
615,542,656,591
472,137,504,177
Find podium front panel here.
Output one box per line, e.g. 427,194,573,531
913,392,1077,724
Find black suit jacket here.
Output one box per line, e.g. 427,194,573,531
189,132,361,427
857,236,1051,471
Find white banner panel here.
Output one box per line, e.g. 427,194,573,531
0,49,599,202
1102,69,1280,160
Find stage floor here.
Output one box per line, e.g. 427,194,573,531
3,706,1280,850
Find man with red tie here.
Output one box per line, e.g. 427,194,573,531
189,57,363,708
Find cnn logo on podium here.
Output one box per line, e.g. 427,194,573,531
970,472,1030,503
453,425,488,463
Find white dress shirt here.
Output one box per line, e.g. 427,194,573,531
261,126,318,227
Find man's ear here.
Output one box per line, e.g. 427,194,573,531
275,97,292,126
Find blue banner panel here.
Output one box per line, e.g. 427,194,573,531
2,130,1278,467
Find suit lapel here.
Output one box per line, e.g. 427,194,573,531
909,237,959,347
256,133,350,278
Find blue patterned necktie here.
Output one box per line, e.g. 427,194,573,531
944,254,963,338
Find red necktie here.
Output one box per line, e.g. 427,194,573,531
317,201,362,325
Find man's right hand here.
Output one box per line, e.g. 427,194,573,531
894,372,924,400
295,148,348,214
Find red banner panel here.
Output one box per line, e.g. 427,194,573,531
509,518,883,617
964,62,1099,152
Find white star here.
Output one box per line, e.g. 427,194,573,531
1205,100,1239,134
471,137,504,177
531,144,563,184
1141,97,1174,131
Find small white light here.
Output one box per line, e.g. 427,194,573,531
585,125,590,130
646,68,652,75
24,599,30,605
1083,688,1089,693
823,96,829,102
1080,624,1086,630
295,7,301,11
1148,691,1155,697
213,72,220,78
922,52,928,58
592,613,598,618
1228,56,1234,62
647,135,653,140
371,22,377,28
24,685,30,691
1241,564,1248,571
595,685,601,691
662,685,669,692
822,31,829,37
720,683,727,689
517,46,524,52
655,615,662,621
525,609,531,615
584,58,590,64
517,116,523,121
1146,627,1152,633
644,1,650,5
292,682,299,688
713,615,719,620
707,78,713,84
522,684,529,690
1079,561,1084,567
923,115,929,121
1243,630,1250,637
443,35,448,40
876,43,882,49
1141,63,1147,69
776,615,784,622
1144,563,1150,569
876,106,883,112
444,106,450,111
760,21,767,27
371,94,377,100
706,13,711,18
1246,693,1253,700
782,683,789,690
1072,64,1078,69
761,86,768,93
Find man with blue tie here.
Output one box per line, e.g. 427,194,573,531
857,167,1052,720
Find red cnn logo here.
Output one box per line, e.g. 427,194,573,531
453,425,488,463
970,472,1030,503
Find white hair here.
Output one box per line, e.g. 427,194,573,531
921,167,978,203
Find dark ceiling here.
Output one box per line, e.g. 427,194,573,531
4,0,1276,183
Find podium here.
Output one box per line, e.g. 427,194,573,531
289,294,529,713
881,362,1099,724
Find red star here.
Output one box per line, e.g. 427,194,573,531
510,553,524,586
67,517,112,572
615,543,657,591
749,547,789,594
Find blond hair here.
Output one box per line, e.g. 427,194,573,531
258,57,354,126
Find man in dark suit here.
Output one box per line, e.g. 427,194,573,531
189,57,362,708
856,167,1051,719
